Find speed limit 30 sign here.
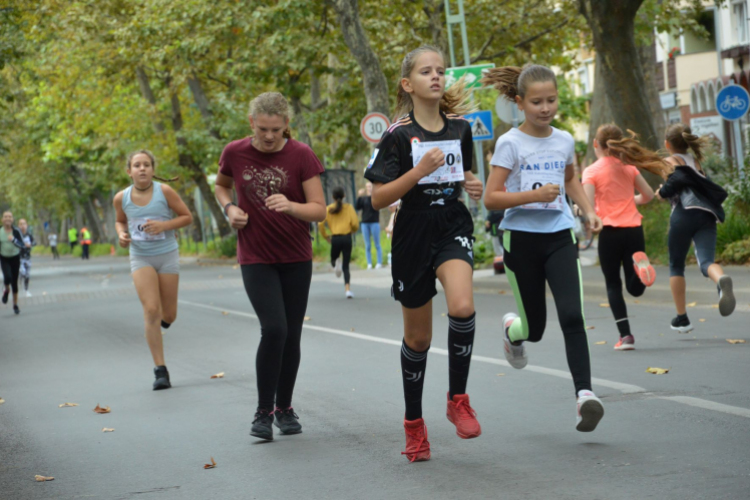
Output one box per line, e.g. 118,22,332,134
360,113,391,144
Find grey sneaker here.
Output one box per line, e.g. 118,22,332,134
718,275,736,317
502,312,527,369
274,407,302,435
251,409,274,441
153,366,171,390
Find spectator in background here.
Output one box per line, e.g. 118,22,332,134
356,181,383,270
68,226,78,252
80,226,91,260
49,231,60,260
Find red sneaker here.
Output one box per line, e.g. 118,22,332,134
446,393,482,439
632,251,656,287
402,418,431,462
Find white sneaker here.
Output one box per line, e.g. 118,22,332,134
334,258,342,278
367,264,373,270
576,391,604,432
25,291,32,297
346,290,354,299
375,263,383,269
502,312,527,369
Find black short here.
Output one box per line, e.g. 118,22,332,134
391,201,474,309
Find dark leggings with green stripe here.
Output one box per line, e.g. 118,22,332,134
503,229,592,394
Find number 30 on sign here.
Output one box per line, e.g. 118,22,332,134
360,113,391,144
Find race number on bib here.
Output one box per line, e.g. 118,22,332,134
412,140,465,185
521,170,565,211
129,218,167,241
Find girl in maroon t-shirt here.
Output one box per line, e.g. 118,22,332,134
215,92,327,441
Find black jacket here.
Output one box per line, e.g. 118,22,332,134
19,231,35,259
658,166,727,223
3,226,26,255
355,196,380,223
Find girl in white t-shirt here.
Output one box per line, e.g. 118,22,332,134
482,65,605,432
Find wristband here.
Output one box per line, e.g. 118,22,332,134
224,202,237,216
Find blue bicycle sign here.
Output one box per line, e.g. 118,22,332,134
716,84,749,122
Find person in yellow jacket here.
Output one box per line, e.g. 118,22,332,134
80,226,92,260
319,187,359,298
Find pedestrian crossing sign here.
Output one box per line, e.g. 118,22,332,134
465,111,493,141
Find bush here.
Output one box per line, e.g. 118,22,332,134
720,237,750,264
32,242,128,257
217,234,237,258
640,201,671,265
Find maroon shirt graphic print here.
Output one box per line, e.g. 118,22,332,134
219,137,325,264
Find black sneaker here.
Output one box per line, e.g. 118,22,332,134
13,305,19,315
670,314,692,334
718,275,736,317
153,366,171,390
2,289,8,304
274,407,302,435
250,409,274,440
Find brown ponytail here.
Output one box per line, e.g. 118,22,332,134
393,45,475,120
330,186,345,215
596,124,671,180
481,64,556,101
666,123,710,162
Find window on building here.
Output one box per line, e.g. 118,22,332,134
691,87,699,114
698,85,708,112
707,84,716,111
733,1,748,45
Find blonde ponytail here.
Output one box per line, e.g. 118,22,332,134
481,64,556,101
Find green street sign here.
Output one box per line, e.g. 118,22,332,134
445,64,495,89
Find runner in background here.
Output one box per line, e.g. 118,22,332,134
68,226,78,253
319,187,359,298
114,149,192,391
657,123,734,332
1,211,25,314
366,45,484,462
356,182,383,269
17,218,35,297
482,64,605,433
215,91,326,441
80,226,91,260
49,231,60,260
582,124,668,350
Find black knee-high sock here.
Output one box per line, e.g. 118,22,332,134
161,320,171,329
615,317,632,338
401,340,428,421
448,312,476,398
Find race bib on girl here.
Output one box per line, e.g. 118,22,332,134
129,218,167,241
412,140,465,185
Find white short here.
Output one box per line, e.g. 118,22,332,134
130,249,180,275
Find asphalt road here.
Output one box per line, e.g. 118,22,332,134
1,253,749,499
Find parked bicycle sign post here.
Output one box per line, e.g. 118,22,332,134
716,84,749,179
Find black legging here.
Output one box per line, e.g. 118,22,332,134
241,261,312,412
330,234,352,285
598,226,646,335
503,229,591,394
1,254,21,294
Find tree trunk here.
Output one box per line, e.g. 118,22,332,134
179,187,203,242
423,0,447,54
584,52,613,166
578,0,659,151
638,37,666,145
95,189,117,244
136,66,166,133
187,71,222,140
332,0,391,115
291,95,313,147
67,165,103,242
166,82,232,237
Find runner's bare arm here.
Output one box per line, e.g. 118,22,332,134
215,172,249,229
633,174,654,205
113,191,131,248
462,171,483,201
583,183,595,210
484,165,548,210
370,147,444,210
565,163,602,233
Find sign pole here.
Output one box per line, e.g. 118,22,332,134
733,120,745,180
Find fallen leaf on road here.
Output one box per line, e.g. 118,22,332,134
102,428,115,432
594,341,607,345
498,290,506,294
93,404,111,414
350,328,355,332
210,372,225,379
711,304,719,309
586,325,595,330
304,316,311,321
161,330,166,335
726,339,746,344
646,367,670,375
0,398,5,405
440,313,446,317
599,303,609,308
218,275,223,279
34,475,54,482
687,302,697,307
42,292,47,296
496,373,505,376
204,457,217,469
699,318,706,322
58,402,78,408
232,264,239,270
221,311,229,316
633,300,640,304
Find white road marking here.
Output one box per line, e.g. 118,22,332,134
180,300,749,419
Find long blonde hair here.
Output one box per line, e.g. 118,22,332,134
481,64,557,101
596,124,671,180
393,46,475,120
